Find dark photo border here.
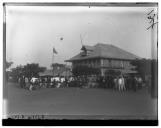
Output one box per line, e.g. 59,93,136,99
3,2,158,126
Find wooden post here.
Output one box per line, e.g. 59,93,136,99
150,8,158,99
100,59,104,76
52,53,54,77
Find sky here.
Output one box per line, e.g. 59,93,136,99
6,5,158,69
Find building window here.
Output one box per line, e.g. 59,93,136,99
96,59,100,67
93,60,96,67
123,61,129,67
109,60,112,67
100,59,103,66
110,60,126,68
121,61,124,68
103,59,110,67
111,60,119,68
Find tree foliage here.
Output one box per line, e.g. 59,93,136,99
10,63,46,81
9,65,24,82
130,59,155,78
6,61,13,69
23,63,46,77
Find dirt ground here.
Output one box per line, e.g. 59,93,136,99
4,82,157,119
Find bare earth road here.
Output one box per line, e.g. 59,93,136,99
5,82,157,119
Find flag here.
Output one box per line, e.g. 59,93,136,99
53,47,58,54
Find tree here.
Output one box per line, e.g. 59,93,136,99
130,59,152,79
6,61,13,69
5,61,13,81
10,65,24,82
23,63,46,77
10,63,46,82
131,59,158,98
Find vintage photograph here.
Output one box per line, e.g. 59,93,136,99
3,2,158,125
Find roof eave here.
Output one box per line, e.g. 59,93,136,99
65,57,141,62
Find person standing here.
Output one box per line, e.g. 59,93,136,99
121,76,126,91
25,77,29,89
114,77,118,90
20,76,25,88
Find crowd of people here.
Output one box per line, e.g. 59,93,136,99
17,74,145,91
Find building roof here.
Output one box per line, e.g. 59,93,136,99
66,43,140,62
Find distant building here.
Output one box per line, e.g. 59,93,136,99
65,43,140,76
39,69,54,77
39,65,72,77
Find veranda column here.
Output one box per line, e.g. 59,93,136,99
100,59,104,76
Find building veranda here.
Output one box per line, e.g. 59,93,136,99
66,43,140,77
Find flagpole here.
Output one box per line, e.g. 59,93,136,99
52,53,54,77
52,47,57,77
52,53,54,64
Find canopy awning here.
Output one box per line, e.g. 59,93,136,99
39,70,53,77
